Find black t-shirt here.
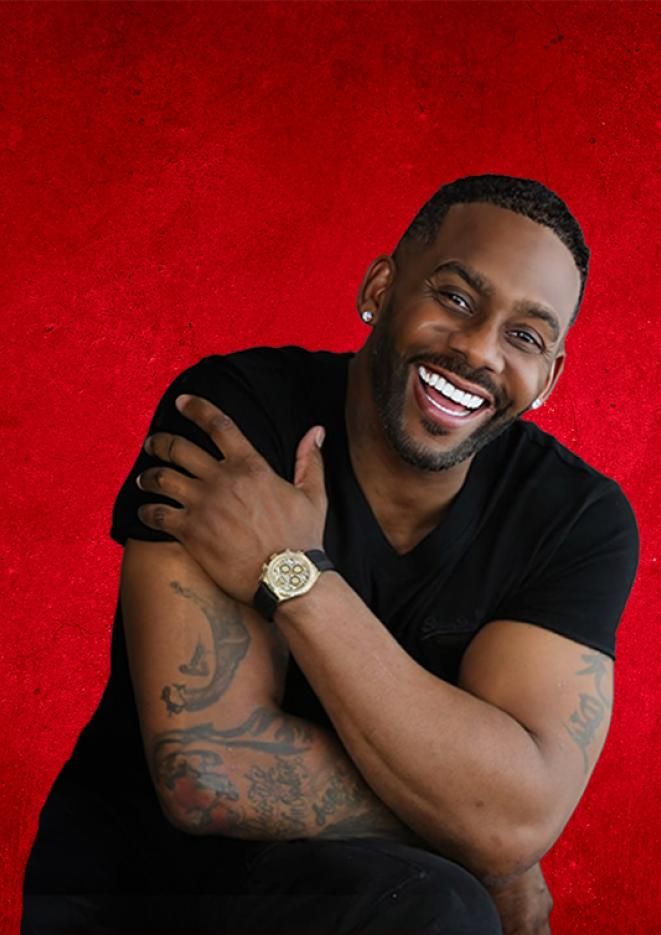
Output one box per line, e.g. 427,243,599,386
66,345,639,818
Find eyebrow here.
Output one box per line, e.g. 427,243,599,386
431,260,562,343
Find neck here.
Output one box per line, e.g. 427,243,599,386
345,349,473,538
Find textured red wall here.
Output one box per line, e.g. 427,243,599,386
2,3,659,933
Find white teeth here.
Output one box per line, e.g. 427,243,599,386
418,365,487,411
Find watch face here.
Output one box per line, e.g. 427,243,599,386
264,550,318,599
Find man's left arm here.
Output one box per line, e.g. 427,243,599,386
133,396,637,889
274,575,613,886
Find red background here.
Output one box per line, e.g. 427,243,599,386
2,3,659,933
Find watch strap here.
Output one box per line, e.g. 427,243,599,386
253,549,335,622
304,549,335,573
253,580,280,623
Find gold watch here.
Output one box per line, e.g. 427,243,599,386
252,549,335,621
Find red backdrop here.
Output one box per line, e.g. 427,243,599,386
2,3,659,933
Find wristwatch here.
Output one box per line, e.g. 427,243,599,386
253,549,335,622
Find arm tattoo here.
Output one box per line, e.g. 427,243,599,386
152,706,392,839
160,580,250,716
311,767,367,827
245,756,309,836
153,707,313,832
564,652,613,775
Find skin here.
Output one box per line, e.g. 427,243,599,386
346,201,580,552
134,203,589,932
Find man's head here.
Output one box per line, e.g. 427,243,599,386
357,174,588,472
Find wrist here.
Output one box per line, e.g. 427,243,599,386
273,568,341,627
253,548,337,624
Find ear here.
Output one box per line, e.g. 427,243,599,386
537,347,567,405
356,254,396,322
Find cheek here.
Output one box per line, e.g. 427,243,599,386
508,363,546,406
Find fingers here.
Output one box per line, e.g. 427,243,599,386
137,501,184,536
176,394,262,462
136,465,192,505
144,431,218,478
135,465,191,536
293,425,327,509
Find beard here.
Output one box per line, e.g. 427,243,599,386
368,317,524,472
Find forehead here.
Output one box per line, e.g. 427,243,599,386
416,201,581,328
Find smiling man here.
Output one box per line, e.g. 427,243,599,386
22,175,639,935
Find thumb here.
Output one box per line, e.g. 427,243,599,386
293,425,326,496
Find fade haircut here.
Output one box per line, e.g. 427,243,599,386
394,174,590,326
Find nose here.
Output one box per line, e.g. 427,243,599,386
446,317,505,374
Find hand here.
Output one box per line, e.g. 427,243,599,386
135,394,328,604
485,862,553,935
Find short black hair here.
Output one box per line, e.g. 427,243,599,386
394,174,589,327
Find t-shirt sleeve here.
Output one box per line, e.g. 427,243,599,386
110,354,288,547
492,481,640,660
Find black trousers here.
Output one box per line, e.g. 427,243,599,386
22,773,503,935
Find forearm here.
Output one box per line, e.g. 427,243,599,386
154,703,422,845
275,572,550,882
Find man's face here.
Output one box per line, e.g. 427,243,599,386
366,202,581,472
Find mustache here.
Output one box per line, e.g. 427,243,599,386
409,353,503,409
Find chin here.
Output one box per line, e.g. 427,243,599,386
389,406,517,473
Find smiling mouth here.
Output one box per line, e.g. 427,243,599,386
415,364,493,421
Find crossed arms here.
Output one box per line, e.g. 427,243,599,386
122,539,612,889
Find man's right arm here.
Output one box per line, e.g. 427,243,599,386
120,537,416,842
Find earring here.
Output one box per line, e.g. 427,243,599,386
531,399,543,410
361,310,374,324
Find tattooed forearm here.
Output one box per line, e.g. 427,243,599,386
311,766,368,827
153,708,313,832
244,756,309,836
160,580,250,716
153,706,413,842
564,652,613,775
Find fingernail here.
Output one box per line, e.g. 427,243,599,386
144,436,152,453
315,428,325,448
175,394,190,411
136,474,143,489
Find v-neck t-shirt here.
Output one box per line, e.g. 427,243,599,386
82,344,638,753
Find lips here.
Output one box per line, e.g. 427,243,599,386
412,366,494,430
417,362,495,408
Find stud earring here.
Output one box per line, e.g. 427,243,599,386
361,310,374,323
531,399,543,410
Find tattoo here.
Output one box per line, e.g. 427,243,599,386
244,755,309,836
564,652,613,775
152,706,392,839
153,707,312,831
154,708,314,761
160,580,250,716
311,767,368,827
178,639,209,677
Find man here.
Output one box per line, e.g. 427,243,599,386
22,174,639,935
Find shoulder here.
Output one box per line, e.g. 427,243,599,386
193,344,344,374
500,419,638,534
155,345,325,411
488,420,639,658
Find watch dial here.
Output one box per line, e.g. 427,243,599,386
267,551,313,596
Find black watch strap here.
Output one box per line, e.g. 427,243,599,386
253,549,335,622
305,549,335,572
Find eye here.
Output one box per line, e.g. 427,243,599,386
434,290,471,312
511,330,544,351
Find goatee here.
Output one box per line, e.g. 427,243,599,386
368,319,521,472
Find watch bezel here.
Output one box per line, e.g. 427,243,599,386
261,549,320,602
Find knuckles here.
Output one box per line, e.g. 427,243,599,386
152,506,170,528
147,433,178,462
210,413,234,432
150,468,167,488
